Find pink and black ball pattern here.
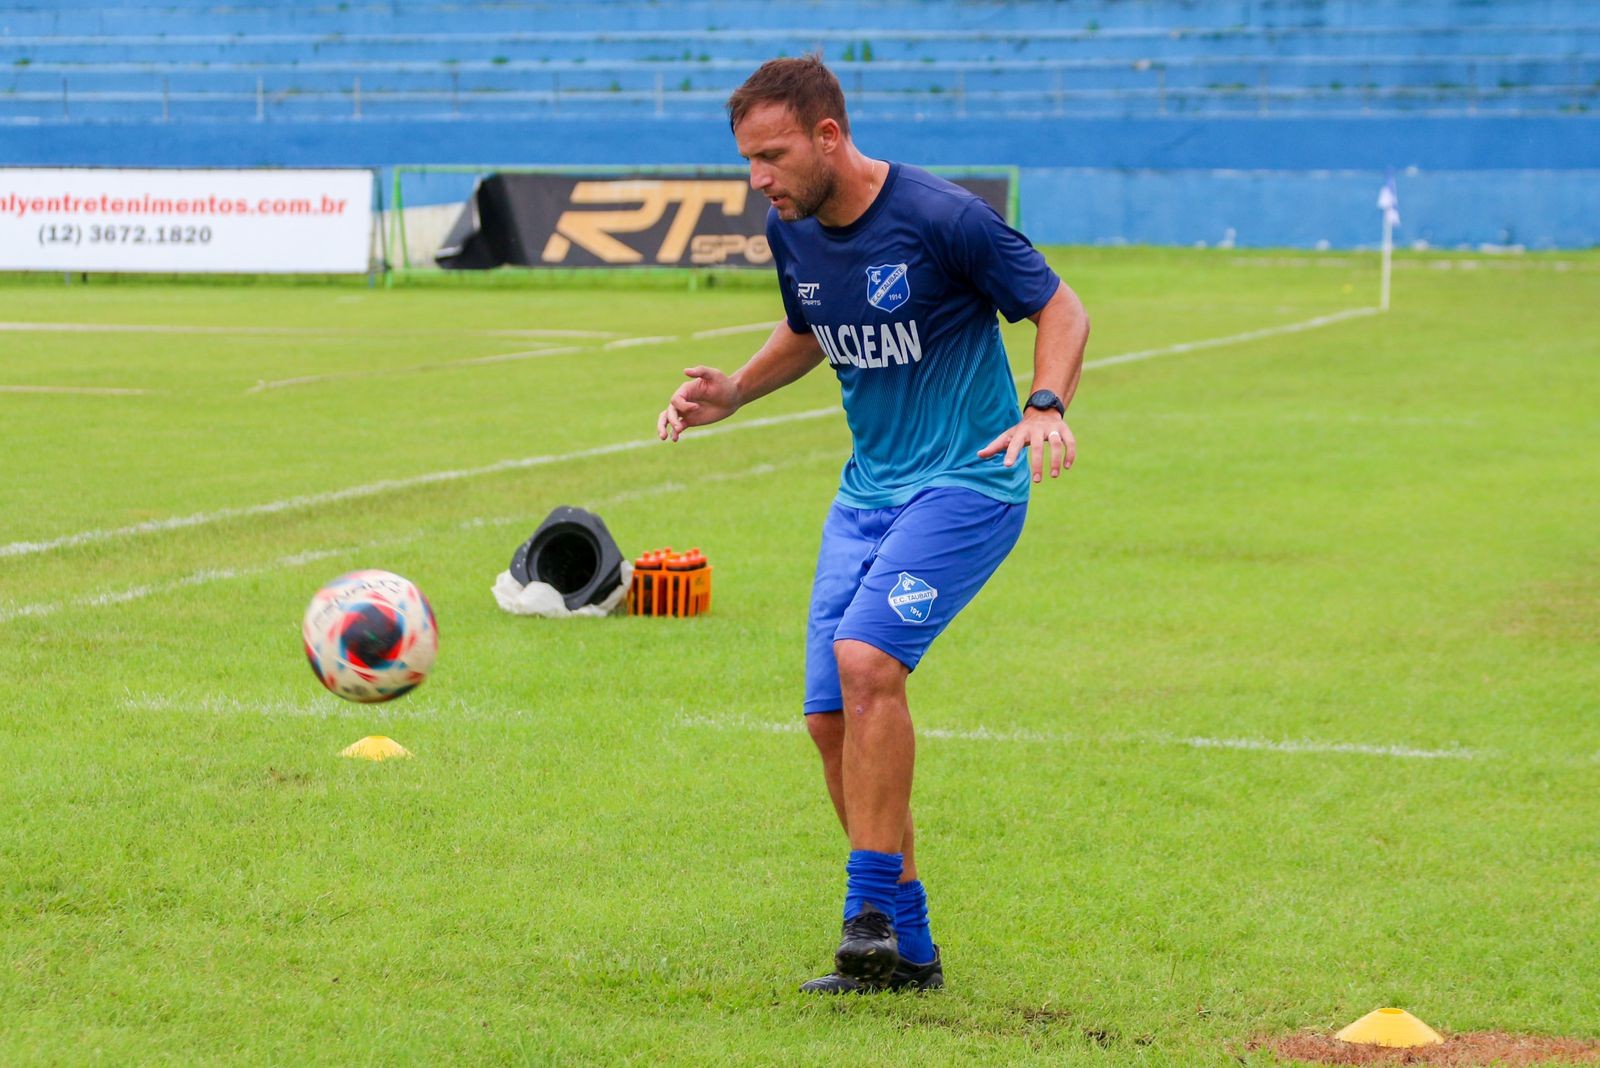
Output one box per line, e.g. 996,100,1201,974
302,569,438,703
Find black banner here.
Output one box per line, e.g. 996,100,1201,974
435,171,1010,270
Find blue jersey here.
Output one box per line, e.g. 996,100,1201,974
767,163,1060,508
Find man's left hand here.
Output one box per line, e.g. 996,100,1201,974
977,410,1076,483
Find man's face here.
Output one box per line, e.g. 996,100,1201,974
733,101,837,222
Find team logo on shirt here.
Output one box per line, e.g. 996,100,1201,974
887,571,938,623
865,263,911,313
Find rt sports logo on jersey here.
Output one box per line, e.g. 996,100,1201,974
865,263,911,312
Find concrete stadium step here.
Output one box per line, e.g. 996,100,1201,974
7,26,1599,66
10,55,1594,94
6,0,1595,123
11,82,1591,123
5,0,1594,36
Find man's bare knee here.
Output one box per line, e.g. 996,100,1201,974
834,639,909,700
806,710,845,761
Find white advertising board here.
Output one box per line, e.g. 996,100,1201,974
0,168,374,273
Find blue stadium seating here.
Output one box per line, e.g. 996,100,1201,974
3,1,1596,123
2,1,1596,247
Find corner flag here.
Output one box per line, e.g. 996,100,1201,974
1378,175,1400,228
1377,172,1399,311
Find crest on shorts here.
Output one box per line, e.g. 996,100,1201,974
887,571,937,623
865,263,910,313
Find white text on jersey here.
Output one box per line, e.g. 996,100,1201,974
814,320,922,369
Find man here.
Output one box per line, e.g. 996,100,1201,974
656,55,1089,994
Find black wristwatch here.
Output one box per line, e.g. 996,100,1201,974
1026,389,1065,417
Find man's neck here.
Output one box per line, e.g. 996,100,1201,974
815,152,886,229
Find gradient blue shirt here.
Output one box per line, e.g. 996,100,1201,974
767,163,1060,508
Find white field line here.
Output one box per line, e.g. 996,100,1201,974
1095,410,1483,428
247,374,344,393
118,690,522,723
603,335,677,350
116,699,1494,760
0,453,833,625
245,317,762,394
0,410,836,561
0,321,619,339
478,329,616,338
692,320,782,339
0,546,352,625
455,345,582,366
1035,306,1379,377
1229,257,1600,273
1174,734,1476,760
673,713,1480,762
120,689,626,726
672,716,1087,746
2,306,1377,562
461,450,834,533
0,384,161,396
122,692,387,721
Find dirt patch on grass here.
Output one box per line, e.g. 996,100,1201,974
1256,1031,1600,1066
1497,561,1600,644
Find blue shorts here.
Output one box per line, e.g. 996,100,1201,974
803,486,1027,714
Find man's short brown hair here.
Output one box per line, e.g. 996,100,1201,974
726,54,850,138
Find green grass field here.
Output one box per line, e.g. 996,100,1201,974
2,248,1597,1065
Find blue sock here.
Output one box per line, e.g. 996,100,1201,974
844,849,903,921
895,879,935,965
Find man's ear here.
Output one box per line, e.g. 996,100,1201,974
813,117,842,154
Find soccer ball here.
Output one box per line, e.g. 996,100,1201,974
302,569,438,703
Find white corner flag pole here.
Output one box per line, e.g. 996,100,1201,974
1377,174,1399,312
1380,211,1393,311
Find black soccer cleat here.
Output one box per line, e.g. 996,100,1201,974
800,945,944,995
798,971,875,995
887,947,944,991
833,902,899,983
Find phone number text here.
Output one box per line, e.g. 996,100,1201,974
38,223,214,247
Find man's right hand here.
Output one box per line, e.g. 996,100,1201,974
657,365,742,442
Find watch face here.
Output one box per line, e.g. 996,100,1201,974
1028,390,1062,412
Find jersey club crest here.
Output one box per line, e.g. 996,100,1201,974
865,263,911,313
887,571,937,623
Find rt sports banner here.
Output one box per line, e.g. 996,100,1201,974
434,171,1012,270
0,168,374,273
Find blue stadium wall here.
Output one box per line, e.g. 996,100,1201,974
5,0,1597,249
7,116,1596,249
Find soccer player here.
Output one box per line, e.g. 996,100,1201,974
656,56,1089,993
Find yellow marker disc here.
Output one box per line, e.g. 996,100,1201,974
338,735,411,761
1336,1008,1444,1048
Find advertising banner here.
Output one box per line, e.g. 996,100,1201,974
435,171,1011,269
0,168,374,273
